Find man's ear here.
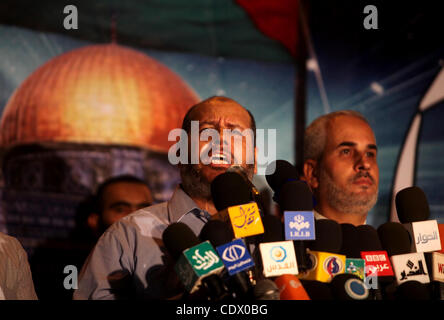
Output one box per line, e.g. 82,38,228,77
87,212,99,232
303,159,319,190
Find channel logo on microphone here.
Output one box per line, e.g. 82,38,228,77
284,211,315,240
175,241,225,293
216,239,255,276
259,241,299,277
228,202,264,238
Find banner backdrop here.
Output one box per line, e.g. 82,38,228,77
0,1,443,260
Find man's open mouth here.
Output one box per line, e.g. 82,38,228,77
210,153,231,165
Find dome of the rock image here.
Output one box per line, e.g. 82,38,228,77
0,43,199,152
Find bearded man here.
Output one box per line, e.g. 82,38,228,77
302,110,379,226
74,96,257,299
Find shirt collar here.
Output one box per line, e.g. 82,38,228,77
167,185,211,223
314,209,328,220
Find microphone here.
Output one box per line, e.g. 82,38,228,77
344,225,375,282
199,220,255,300
396,186,441,253
356,224,394,300
377,222,412,257
265,159,300,203
425,251,444,300
396,186,443,299
306,219,342,254
257,216,299,279
377,221,430,299
339,224,383,290
279,180,315,272
211,171,252,223
299,279,333,300
300,219,346,283
210,172,264,239
438,224,444,254
394,280,431,300
162,222,227,300
339,224,361,258
253,279,280,300
227,165,268,215
199,220,234,247
252,214,285,278
274,274,310,300
329,273,371,300
259,240,299,278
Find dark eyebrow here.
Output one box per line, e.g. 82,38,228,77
199,120,246,130
109,201,132,208
337,141,378,151
137,202,152,208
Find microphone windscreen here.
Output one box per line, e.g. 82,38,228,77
339,224,361,258
227,165,249,181
329,273,370,300
377,222,412,256
395,280,431,300
162,222,200,261
395,186,430,223
275,274,310,300
211,171,252,211
299,280,333,300
265,160,299,192
253,279,280,300
199,220,233,247
278,180,313,211
259,214,284,243
356,224,383,251
307,219,342,253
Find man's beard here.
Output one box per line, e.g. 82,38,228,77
180,163,255,200
319,169,378,216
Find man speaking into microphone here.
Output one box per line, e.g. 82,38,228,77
301,110,379,226
73,96,259,300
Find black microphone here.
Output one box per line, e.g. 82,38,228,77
253,279,280,300
227,165,268,215
356,224,392,300
211,171,253,222
199,220,234,247
306,219,343,254
396,186,443,300
339,224,361,258
394,280,431,300
277,180,314,272
300,219,342,299
210,171,264,255
395,186,430,223
329,273,371,300
252,213,285,281
377,221,431,300
377,222,412,257
162,222,229,301
299,279,333,300
265,159,300,203
199,220,254,300
356,225,383,251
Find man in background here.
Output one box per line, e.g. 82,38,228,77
302,110,379,226
31,174,153,300
0,232,38,300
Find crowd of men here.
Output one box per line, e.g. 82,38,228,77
0,96,380,300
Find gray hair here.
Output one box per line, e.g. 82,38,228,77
304,110,370,162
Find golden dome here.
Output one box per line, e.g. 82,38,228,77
0,44,199,153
